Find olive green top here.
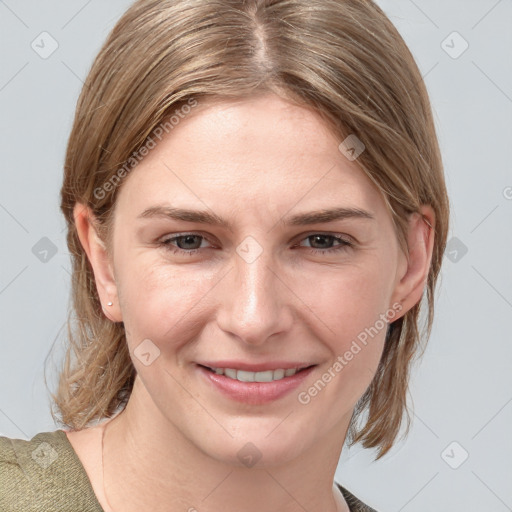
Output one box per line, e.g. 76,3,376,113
0,430,377,511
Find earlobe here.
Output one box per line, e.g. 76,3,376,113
73,202,122,323
390,205,435,318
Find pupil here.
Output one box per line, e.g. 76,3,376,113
311,235,330,249
179,235,200,249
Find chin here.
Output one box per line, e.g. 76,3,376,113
186,419,315,469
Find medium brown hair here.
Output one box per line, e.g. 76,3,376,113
54,0,450,460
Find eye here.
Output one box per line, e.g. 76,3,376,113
296,233,354,255
159,233,213,256
159,232,353,257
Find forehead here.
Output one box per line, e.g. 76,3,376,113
115,94,388,222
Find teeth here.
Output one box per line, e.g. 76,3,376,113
211,367,300,382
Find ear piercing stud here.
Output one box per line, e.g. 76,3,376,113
107,301,113,306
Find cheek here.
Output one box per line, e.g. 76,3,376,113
295,269,393,412
303,257,395,340
116,241,397,368
116,254,218,351
300,259,395,388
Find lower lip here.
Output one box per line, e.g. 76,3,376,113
197,365,316,405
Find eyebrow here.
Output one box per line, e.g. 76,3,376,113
137,205,375,230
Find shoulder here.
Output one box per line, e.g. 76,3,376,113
0,430,103,512
336,482,380,512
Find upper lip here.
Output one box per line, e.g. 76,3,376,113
197,361,317,372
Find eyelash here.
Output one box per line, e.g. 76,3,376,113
159,232,354,256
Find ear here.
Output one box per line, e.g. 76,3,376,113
73,202,122,323
389,205,435,320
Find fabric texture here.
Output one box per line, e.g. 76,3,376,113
0,430,377,511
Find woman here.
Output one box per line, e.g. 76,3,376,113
0,0,449,511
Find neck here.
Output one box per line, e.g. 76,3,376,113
100,376,350,512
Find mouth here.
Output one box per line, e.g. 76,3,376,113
196,363,317,404
197,364,316,383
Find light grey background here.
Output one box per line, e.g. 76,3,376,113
0,1,511,510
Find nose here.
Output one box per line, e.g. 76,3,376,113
216,242,294,346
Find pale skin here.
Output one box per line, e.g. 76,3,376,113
68,93,435,512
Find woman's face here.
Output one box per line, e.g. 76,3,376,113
89,93,426,466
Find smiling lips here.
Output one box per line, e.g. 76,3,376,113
202,366,308,382
196,361,317,405
198,360,315,381
197,361,317,404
